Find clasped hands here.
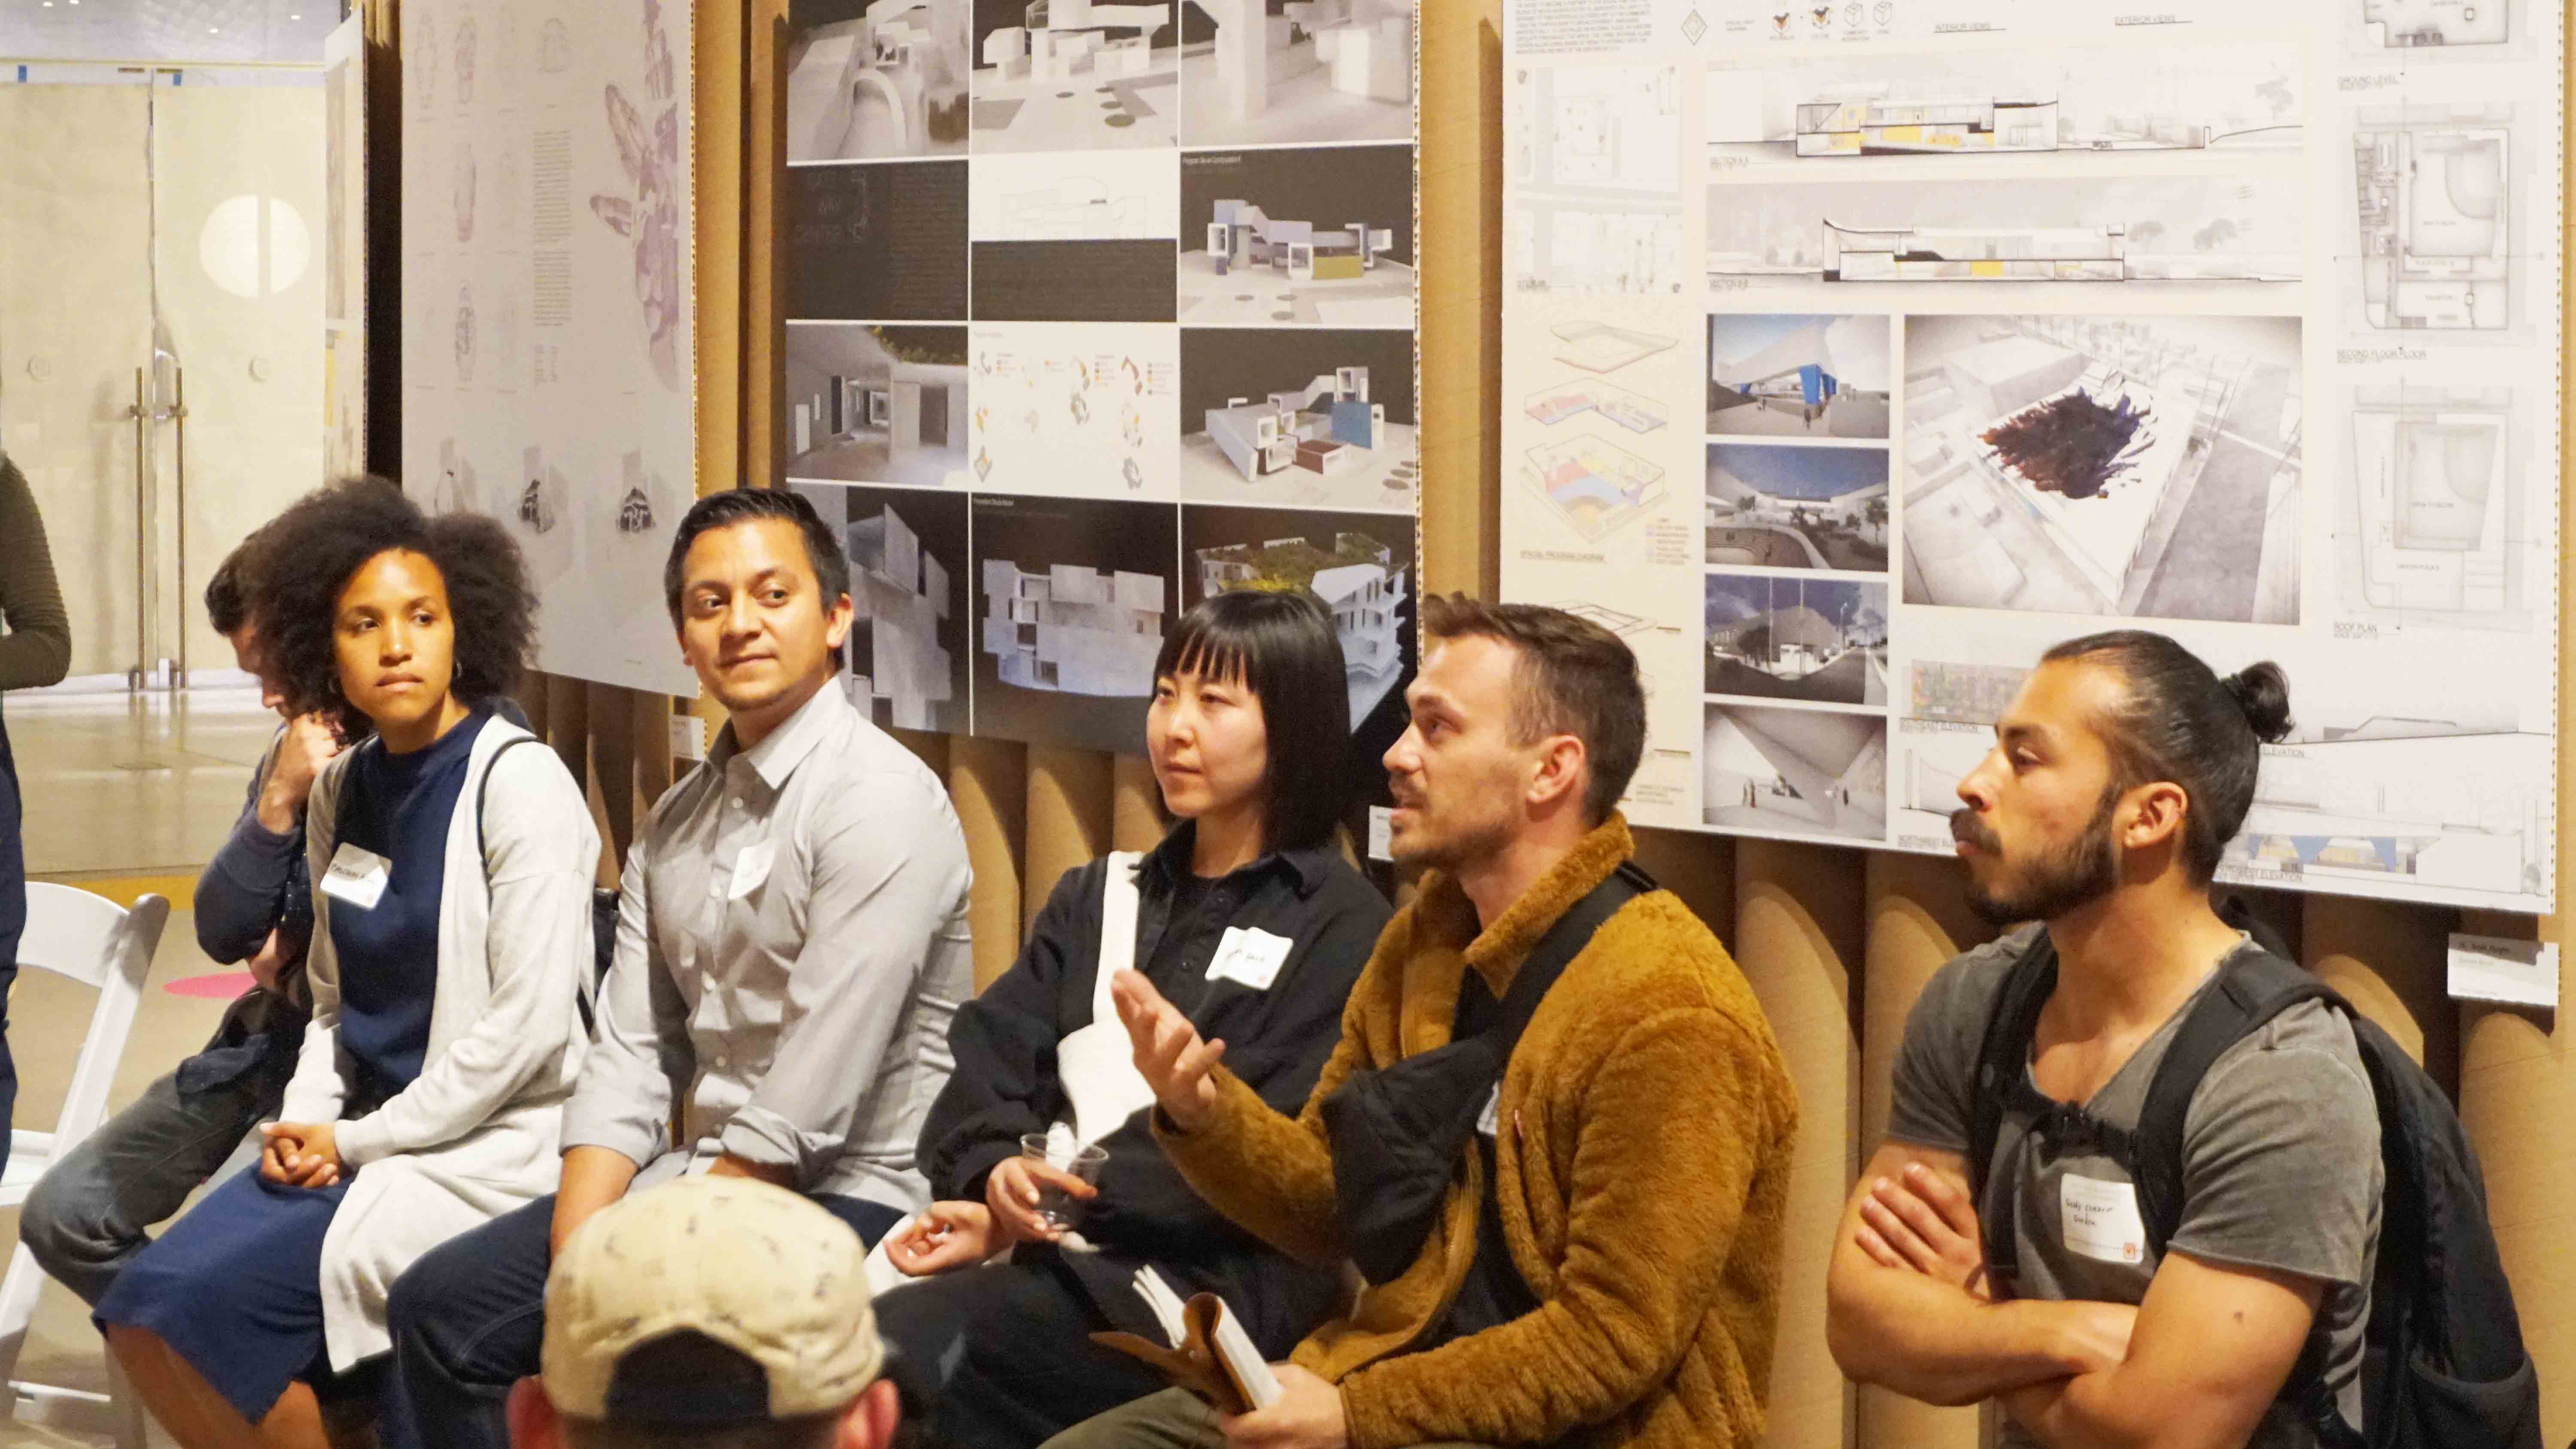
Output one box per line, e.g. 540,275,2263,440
258,1120,345,1188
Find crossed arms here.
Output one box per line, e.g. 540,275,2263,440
1824,1141,2326,1449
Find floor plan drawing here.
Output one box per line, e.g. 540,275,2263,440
1515,63,1684,195
1550,601,1665,638
2341,384,2530,627
1513,205,1688,295
1706,46,2302,167
2359,0,2510,48
1522,434,1671,540
1708,177,2301,287
1900,313,2303,623
1526,378,1668,433
2353,106,2513,331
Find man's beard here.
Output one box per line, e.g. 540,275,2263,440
1390,794,1518,875
1956,793,2120,926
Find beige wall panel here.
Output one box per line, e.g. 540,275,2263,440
1737,839,1864,1449
1857,852,1990,1449
892,726,953,780
1026,746,1113,938
951,735,1029,992
1630,825,1735,951
2302,895,2455,1085
1112,754,1166,852
1416,0,1501,600
0,85,155,679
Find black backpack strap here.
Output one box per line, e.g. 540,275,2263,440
1488,860,1655,1047
474,734,544,863
1968,931,2061,1285
2129,948,2334,1259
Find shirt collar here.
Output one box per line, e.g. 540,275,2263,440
1140,819,1335,898
708,679,850,792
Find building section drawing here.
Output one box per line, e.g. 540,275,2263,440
1706,444,1890,572
1179,0,1414,147
1705,573,1890,706
972,0,1177,151
1900,314,2303,623
982,558,1166,695
2341,384,2530,627
970,149,1176,240
1552,321,1678,375
2360,0,2509,48
1522,434,1669,542
1704,703,1888,842
784,0,970,162
786,325,970,489
2353,107,2512,331
969,326,1179,501
1196,532,1410,722
1709,314,1890,439
1704,46,2301,167
1527,378,1667,434
2231,729,2549,900
1707,177,2300,287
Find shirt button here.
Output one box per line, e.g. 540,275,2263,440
730,797,745,811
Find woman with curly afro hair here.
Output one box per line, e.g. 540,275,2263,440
98,480,601,1449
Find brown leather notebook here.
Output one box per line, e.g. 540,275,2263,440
1090,1288,1279,1417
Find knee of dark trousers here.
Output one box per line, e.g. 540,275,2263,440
386,1236,476,1349
18,1164,106,1272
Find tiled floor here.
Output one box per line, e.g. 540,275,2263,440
2,687,272,1446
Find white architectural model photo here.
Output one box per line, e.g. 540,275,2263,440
1179,0,1413,147
785,0,971,161
982,558,1167,695
844,503,960,731
1183,363,1417,509
973,0,1177,150
1195,531,1410,720
1185,197,1410,326
1702,703,1889,842
786,326,971,488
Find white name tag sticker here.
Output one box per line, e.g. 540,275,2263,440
1206,926,1294,991
1476,1083,1501,1139
319,842,393,911
2060,1173,2148,1266
723,841,777,901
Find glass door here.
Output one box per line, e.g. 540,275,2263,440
0,62,325,689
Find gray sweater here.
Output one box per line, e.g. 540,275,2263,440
0,454,70,690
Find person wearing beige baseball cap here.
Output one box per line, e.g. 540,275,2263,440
505,1175,901,1449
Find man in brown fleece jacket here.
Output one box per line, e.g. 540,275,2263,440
1045,597,1798,1449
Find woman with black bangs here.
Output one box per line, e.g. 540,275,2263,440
872,588,1391,1449
97,480,597,1449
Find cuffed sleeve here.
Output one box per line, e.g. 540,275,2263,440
194,739,305,964
557,840,683,1169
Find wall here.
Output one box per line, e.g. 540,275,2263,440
458,3,2574,1444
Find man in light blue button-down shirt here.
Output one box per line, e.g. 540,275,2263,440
381,488,974,1449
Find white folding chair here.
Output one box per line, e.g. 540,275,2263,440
0,883,166,1446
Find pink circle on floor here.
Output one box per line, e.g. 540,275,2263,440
165,972,259,1000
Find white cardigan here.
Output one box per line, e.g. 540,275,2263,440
281,715,597,1368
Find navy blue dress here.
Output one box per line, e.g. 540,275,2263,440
95,712,489,1422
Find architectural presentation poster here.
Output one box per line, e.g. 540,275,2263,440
401,0,700,694
783,0,1421,758
1501,0,2564,912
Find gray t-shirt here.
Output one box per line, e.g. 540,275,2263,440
1887,927,2383,1449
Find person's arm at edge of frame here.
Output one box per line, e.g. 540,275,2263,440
0,455,71,691
554,833,682,1253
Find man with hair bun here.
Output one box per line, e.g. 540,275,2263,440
1827,631,2383,1449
